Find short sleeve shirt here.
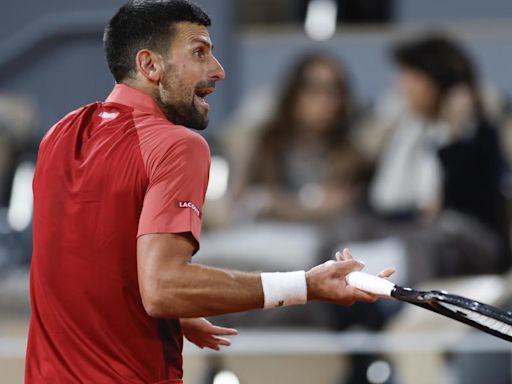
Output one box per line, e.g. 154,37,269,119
25,84,210,384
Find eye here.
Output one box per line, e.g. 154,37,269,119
193,48,205,59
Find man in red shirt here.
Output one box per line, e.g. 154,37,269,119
26,1,394,383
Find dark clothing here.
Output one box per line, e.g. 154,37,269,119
438,120,510,271
318,119,510,287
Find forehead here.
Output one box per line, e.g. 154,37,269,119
171,22,212,46
401,68,431,81
304,61,338,80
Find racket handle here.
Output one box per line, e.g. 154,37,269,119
345,271,395,296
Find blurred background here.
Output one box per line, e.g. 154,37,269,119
2,0,512,383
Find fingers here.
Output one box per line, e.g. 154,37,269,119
335,248,353,262
336,249,395,280
353,289,379,303
210,325,239,336
378,267,396,279
187,335,233,351
335,258,365,275
213,336,232,346
190,323,238,351
335,249,364,275
202,336,233,351
342,248,353,260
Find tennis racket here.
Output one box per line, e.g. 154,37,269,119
346,271,512,342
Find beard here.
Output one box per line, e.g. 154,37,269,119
155,68,210,130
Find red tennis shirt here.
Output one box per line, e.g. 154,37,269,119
25,84,211,383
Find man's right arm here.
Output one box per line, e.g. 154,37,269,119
137,233,387,319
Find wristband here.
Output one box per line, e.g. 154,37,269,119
260,271,308,309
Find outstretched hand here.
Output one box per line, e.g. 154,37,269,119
306,248,395,306
180,317,238,351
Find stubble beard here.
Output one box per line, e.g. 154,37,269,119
156,68,209,130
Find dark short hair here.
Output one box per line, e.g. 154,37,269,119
104,0,211,82
392,33,477,97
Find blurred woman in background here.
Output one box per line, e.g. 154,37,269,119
234,53,370,223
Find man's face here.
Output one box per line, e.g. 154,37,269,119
156,22,225,130
399,68,439,118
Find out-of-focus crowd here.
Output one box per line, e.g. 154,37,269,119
191,31,512,339
194,31,512,383
200,31,511,289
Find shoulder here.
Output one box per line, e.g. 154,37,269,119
40,103,99,146
163,126,210,165
139,117,209,154
135,117,210,175
459,119,501,153
476,119,500,138
171,124,210,153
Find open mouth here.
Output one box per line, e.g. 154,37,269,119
194,87,214,112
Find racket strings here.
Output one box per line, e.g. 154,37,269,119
439,302,512,337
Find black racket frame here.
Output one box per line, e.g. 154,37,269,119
391,286,512,343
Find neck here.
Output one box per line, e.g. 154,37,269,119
121,79,156,98
120,79,166,114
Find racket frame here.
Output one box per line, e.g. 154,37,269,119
391,286,512,343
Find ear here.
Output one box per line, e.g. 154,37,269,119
134,49,164,84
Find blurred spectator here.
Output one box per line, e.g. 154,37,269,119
314,33,512,384
0,94,37,315
325,33,510,286
0,94,37,272
233,53,370,224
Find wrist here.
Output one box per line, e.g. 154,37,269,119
179,318,193,327
260,271,307,309
305,270,316,301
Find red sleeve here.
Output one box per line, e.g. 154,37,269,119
137,132,210,248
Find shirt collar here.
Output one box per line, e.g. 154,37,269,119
105,83,167,119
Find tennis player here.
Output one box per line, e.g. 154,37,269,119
25,1,394,383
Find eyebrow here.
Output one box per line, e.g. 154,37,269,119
192,37,213,51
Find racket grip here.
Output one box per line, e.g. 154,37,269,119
345,271,395,296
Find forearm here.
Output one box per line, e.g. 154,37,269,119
165,253,384,318
145,262,264,318
137,234,384,320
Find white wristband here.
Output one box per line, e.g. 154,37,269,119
260,271,308,309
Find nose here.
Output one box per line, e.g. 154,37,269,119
209,55,225,82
